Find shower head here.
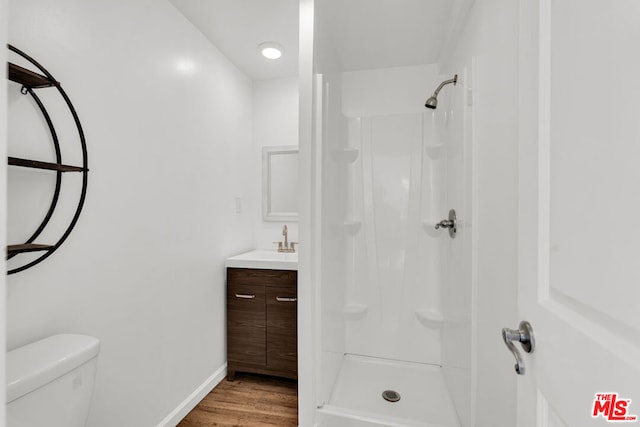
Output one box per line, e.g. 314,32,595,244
425,96,438,109
424,74,458,110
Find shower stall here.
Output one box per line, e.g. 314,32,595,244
311,2,474,426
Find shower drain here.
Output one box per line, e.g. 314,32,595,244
382,390,401,402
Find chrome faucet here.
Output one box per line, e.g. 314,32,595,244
274,224,297,253
283,225,288,249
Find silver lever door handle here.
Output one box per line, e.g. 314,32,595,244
501,320,535,375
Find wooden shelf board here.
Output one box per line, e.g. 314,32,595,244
8,62,58,89
7,244,53,256
8,157,86,172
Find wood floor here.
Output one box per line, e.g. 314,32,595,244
177,373,298,427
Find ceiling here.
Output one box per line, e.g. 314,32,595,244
169,0,300,81
317,0,454,71
169,0,455,81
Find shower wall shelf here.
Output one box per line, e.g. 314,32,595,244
331,148,359,163
330,220,363,236
343,220,362,235
424,143,444,160
343,303,368,320
415,309,444,328
6,44,89,275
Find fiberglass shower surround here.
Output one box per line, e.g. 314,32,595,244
341,113,443,363
316,64,470,427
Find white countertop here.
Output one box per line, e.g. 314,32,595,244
225,249,298,271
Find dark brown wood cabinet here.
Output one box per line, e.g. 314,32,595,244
226,268,297,380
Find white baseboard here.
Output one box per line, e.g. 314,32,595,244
157,363,227,427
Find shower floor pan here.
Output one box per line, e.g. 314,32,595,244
317,354,460,427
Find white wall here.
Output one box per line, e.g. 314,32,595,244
1,0,8,425
6,1,255,426
252,77,300,250
341,65,440,117
443,0,520,426
297,1,316,426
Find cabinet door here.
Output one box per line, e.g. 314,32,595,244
227,284,266,367
266,286,297,374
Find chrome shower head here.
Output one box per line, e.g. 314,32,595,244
424,96,438,109
424,74,458,110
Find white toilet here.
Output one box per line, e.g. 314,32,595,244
6,334,100,427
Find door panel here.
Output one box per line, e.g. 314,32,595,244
548,0,640,332
227,284,266,367
518,0,640,425
266,286,298,374
538,391,569,427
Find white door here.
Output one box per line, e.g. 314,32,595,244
517,0,640,426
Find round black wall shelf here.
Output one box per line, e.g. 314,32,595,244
6,44,89,275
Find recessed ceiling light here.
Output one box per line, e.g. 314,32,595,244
258,42,283,60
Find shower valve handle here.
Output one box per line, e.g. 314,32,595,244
435,220,454,229
434,209,457,238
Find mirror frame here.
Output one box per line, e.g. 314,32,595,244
262,145,299,222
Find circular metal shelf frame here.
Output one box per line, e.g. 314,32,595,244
7,44,88,275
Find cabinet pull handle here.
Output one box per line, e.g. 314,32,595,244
235,293,256,299
276,297,297,302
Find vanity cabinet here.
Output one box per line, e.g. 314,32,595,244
226,268,297,380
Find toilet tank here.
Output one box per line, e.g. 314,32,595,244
6,334,100,427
